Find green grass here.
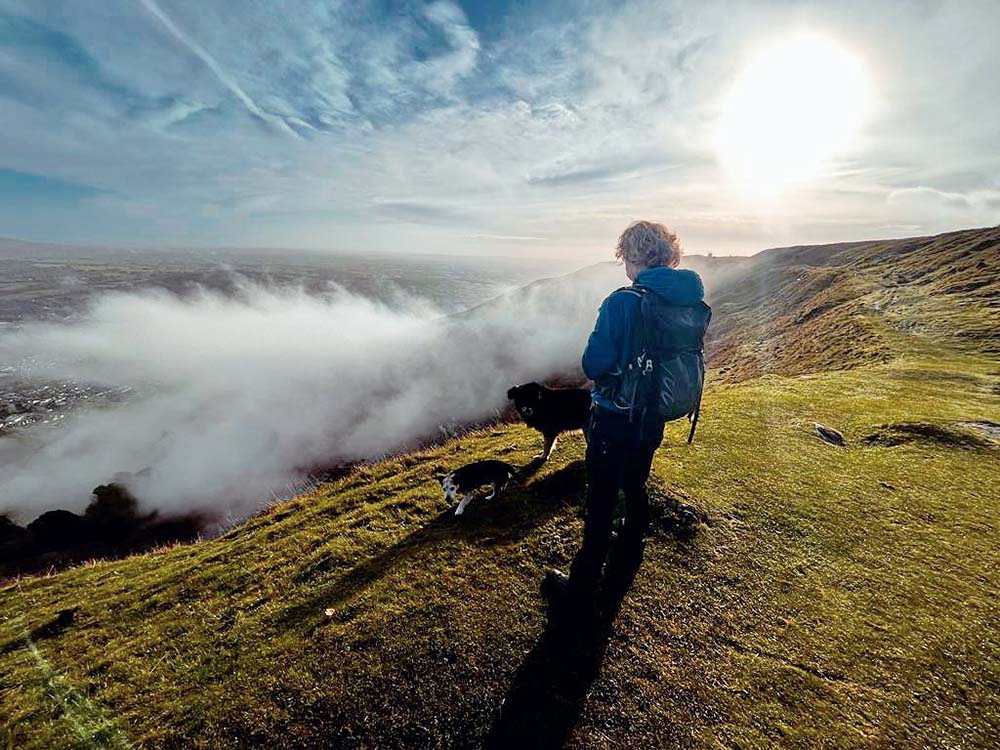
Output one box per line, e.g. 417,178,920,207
3,226,999,748
2,342,997,749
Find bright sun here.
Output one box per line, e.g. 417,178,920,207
715,32,873,196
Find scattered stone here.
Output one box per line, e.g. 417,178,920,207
814,423,846,446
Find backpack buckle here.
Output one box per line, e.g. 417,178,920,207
634,352,653,375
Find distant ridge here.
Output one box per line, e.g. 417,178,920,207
706,225,1000,380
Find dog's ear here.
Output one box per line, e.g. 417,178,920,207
506,386,518,400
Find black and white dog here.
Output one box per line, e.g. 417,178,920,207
507,382,592,462
440,460,518,516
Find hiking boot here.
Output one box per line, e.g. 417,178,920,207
541,568,570,606
603,537,645,600
543,569,601,624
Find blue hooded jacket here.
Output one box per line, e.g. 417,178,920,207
583,266,705,412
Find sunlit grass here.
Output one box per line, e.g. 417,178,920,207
2,342,997,748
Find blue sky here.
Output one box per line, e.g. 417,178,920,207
0,0,998,257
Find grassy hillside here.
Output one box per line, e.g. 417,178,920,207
707,226,1000,380
2,228,999,749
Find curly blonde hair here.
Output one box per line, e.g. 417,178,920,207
615,220,681,269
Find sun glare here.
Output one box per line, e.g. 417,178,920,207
715,32,873,197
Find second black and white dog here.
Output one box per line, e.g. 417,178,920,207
441,460,518,516
507,382,592,462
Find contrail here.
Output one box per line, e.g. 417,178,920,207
136,0,298,137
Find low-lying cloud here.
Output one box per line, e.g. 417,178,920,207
0,267,619,521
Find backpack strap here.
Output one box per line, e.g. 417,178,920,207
625,285,652,426
688,302,711,443
621,284,650,356
687,351,705,444
612,284,647,304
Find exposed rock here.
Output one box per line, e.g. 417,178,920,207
2,478,208,578
85,482,155,540
814,423,846,446
0,515,27,544
26,509,89,551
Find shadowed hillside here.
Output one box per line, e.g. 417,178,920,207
2,228,999,749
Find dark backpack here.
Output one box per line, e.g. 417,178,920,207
610,285,712,442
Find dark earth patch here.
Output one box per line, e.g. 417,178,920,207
863,421,996,450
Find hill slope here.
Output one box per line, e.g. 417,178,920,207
706,225,1000,380
2,228,999,749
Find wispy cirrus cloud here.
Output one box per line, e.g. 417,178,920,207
136,0,296,136
887,186,1000,212
0,0,998,256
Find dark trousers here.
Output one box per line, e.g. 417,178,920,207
568,406,665,592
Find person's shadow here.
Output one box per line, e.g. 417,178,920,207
486,548,644,749
273,458,582,635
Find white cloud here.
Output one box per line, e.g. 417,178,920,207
0,0,998,255
0,269,623,519
886,187,1000,212
416,1,481,97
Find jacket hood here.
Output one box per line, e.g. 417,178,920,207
634,266,704,305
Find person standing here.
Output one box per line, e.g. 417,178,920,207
544,220,707,611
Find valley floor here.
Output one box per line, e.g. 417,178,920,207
2,346,999,749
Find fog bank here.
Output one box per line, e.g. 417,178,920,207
0,266,620,520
